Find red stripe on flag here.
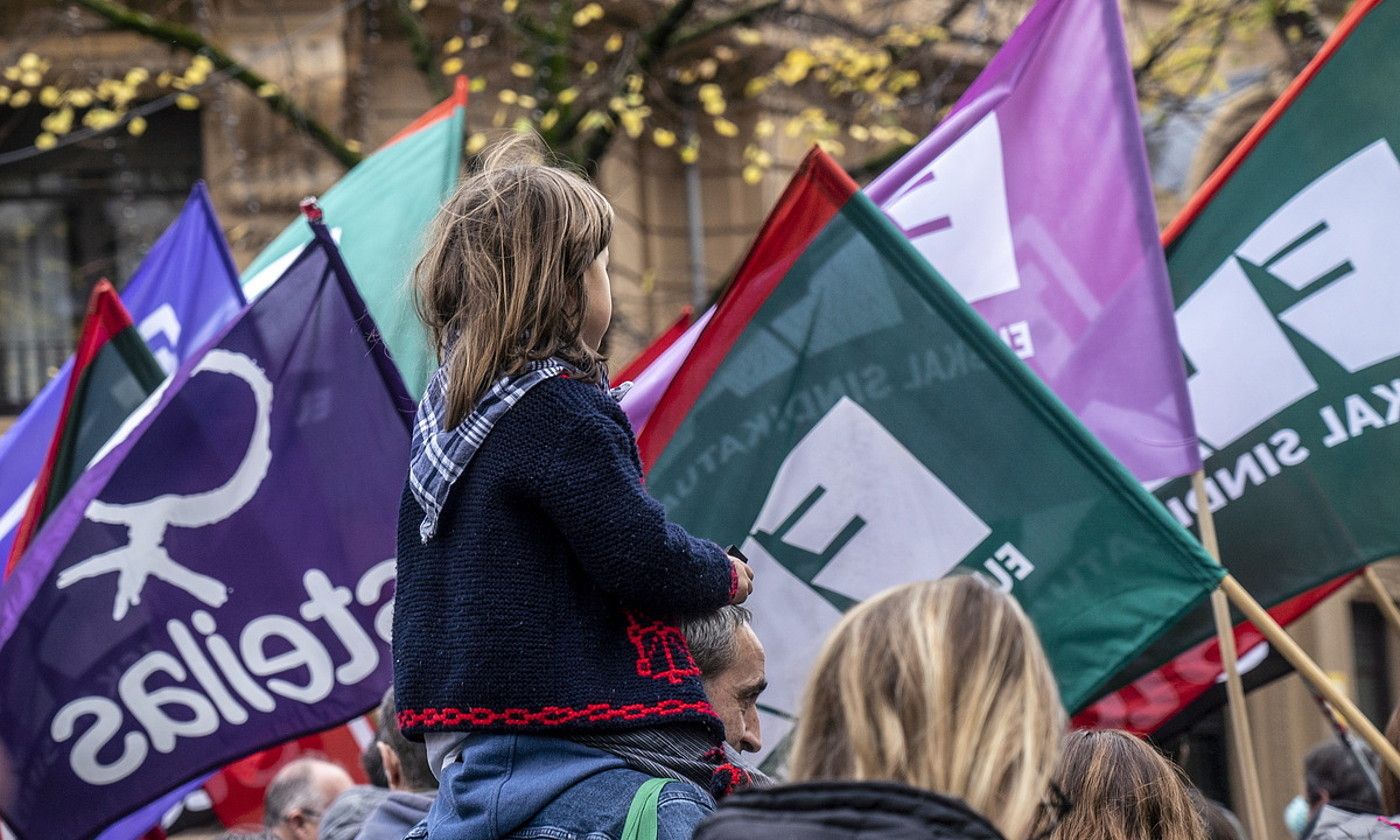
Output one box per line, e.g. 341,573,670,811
383,75,469,149
4,280,137,578
1161,0,1384,245
614,307,692,384
1073,572,1357,735
637,147,859,468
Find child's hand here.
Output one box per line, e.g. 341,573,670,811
730,553,754,604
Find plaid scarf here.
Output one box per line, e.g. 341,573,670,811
409,359,630,543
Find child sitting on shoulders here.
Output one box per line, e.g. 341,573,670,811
392,135,754,840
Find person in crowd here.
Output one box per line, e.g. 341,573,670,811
1189,788,1247,840
1308,708,1400,839
318,786,388,840
681,605,766,756
360,735,389,789
395,134,753,840
341,687,440,840
1041,729,1205,840
1285,739,1381,838
262,758,353,840
696,575,1065,840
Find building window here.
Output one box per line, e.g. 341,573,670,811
0,105,201,413
1352,600,1393,727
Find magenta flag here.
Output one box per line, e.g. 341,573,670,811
865,0,1199,483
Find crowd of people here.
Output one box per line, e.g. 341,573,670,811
207,136,1400,840
212,576,1400,840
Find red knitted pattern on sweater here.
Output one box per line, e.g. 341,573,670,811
626,612,701,685
397,698,717,729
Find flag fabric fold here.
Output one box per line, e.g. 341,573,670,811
0,183,244,571
0,219,407,840
639,148,1223,765
865,0,1200,484
5,282,166,577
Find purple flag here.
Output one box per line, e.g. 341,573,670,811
619,306,714,431
865,0,1200,483
0,183,245,569
0,221,407,840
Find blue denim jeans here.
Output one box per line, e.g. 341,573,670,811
420,734,714,840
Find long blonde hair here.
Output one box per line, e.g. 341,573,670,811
414,134,614,426
1045,729,1206,840
787,576,1065,840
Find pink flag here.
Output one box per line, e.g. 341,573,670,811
866,0,1200,483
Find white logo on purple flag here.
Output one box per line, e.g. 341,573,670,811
882,113,1023,307
57,350,273,621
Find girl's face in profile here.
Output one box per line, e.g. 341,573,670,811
581,246,612,350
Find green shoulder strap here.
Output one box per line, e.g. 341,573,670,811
621,777,673,840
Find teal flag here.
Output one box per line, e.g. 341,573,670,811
640,150,1222,761
242,79,466,397
1100,0,1400,691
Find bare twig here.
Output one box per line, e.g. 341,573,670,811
393,0,449,99
72,0,363,168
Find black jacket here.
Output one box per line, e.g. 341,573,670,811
694,780,1007,840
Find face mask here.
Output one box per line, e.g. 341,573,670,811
1284,795,1311,838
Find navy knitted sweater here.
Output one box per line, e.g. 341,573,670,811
393,376,735,741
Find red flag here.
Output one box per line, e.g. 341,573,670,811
204,718,374,828
1074,573,1357,734
637,148,858,468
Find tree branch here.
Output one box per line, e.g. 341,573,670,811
393,0,449,100
73,0,363,168
671,0,784,50
567,0,704,172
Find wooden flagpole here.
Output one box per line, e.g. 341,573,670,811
1361,566,1400,640
1191,471,1269,840
1219,572,1400,777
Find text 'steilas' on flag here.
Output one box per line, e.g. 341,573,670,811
241,76,468,399
5,282,166,578
0,182,244,571
1096,0,1400,696
0,220,408,840
866,0,1199,484
639,148,1223,765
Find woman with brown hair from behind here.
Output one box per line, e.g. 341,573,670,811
1043,729,1206,840
695,575,1066,840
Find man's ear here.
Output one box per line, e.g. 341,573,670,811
378,740,403,789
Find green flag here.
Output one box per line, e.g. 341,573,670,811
5,281,165,576
242,78,467,397
1105,0,1400,688
639,149,1222,759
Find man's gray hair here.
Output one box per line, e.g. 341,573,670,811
378,686,437,791
262,758,333,827
682,604,752,678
